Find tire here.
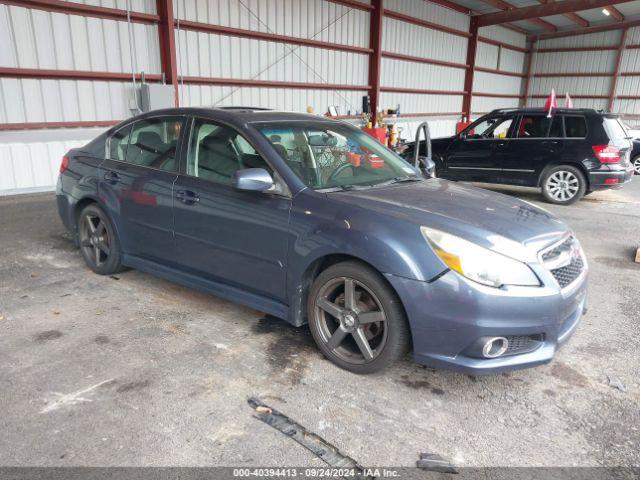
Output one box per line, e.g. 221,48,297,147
633,156,640,175
541,165,587,205
307,261,411,374
77,204,124,275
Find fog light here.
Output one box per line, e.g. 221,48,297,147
604,178,619,185
482,337,509,358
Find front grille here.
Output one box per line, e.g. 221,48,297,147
541,237,573,262
540,236,585,289
551,255,584,288
505,334,543,356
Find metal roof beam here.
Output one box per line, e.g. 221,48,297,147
478,0,557,31
477,0,633,27
605,5,625,21
532,17,640,39
536,0,589,27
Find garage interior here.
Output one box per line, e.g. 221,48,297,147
0,0,639,473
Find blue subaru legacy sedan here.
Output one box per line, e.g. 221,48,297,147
56,108,588,374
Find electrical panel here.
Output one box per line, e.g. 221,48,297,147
140,84,176,112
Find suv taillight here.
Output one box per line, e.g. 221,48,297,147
592,145,621,163
60,155,69,173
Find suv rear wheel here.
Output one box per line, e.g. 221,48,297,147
633,156,640,175
308,261,410,374
541,165,587,205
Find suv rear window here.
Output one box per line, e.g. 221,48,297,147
564,116,587,138
603,117,627,140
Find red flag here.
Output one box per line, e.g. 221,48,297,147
565,92,573,109
544,89,557,118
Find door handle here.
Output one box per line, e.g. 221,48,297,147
103,171,119,183
176,190,200,205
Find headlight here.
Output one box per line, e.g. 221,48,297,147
421,227,540,288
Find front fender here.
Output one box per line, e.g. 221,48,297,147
284,190,447,326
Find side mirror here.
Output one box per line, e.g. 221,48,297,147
417,157,436,178
233,168,274,192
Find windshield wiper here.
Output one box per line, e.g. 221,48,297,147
316,184,364,192
371,176,422,188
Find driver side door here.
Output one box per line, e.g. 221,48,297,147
172,118,292,302
444,114,515,182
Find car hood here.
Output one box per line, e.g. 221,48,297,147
332,179,570,262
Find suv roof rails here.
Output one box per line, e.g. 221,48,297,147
215,106,273,111
489,107,597,114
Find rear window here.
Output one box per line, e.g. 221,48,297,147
564,116,587,138
603,117,627,140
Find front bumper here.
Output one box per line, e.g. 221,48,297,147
385,265,587,375
588,164,634,190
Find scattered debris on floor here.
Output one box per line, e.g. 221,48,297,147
608,376,627,393
40,378,115,414
416,452,458,474
248,397,372,478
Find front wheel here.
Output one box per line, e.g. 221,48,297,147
541,166,587,205
633,156,640,175
307,261,411,374
78,204,124,275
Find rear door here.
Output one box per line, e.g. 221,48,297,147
443,114,515,182
99,115,186,265
500,114,564,186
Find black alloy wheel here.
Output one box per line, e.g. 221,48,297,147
78,204,124,275
308,261,410,374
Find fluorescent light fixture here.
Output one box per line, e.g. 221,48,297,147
602,8,611,16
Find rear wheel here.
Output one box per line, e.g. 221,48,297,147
78,204,124,275
541,165,586,205
308,261,410,374
633,156,640,175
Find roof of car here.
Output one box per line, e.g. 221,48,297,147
133,107,340,125
489,107,613,116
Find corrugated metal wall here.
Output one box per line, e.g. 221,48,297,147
0,2,162,194
174,0,370,115
0,4,160,124
472,25,527,116
0,0,529,195
529,28,640,126
615,26,640,124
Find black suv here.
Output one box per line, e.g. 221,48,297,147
406,108,634,204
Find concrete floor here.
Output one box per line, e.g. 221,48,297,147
0,181,638,468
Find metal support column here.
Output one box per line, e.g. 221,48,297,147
462,17,479,121
156,0,179,106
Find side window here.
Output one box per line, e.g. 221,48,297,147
109,124,132,161
188,119,272,185
564,116,587,138
548,116,564,138
126,116,184,172
516,115,550,138
465,116,514,140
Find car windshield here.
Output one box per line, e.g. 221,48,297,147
256,122,419,190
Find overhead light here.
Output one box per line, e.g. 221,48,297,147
602,8,611,16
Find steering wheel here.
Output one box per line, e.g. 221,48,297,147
326,163,356,184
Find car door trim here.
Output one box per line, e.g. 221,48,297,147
448,166,535,173
449,166,501,171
